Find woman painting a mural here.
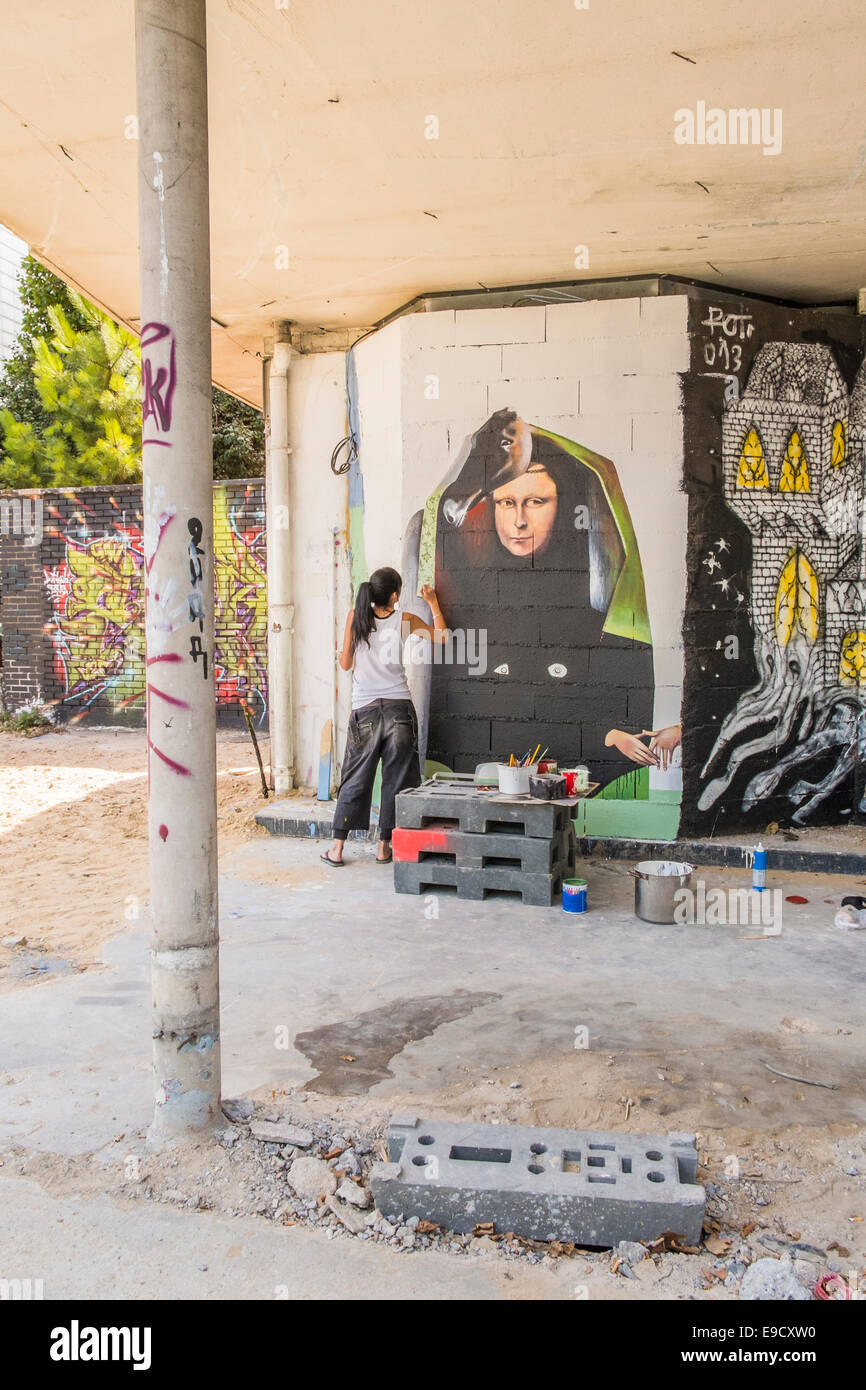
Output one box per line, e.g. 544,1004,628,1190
402,409,681,793
321,566,447,866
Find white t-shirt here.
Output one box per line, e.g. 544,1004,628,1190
352,610,412,710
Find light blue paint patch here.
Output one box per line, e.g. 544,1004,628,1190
178,1033,218,1054
317,748,332,802
345,348,368,590
309,821,317,836
345,349,364,511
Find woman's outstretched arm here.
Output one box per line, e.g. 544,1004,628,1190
405,585,448,644
338,611,355,671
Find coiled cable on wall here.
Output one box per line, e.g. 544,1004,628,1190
329,435,357,476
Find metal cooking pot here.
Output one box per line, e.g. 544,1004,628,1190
632,860,695,924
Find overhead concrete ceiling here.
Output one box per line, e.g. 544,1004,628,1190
1,1,865,406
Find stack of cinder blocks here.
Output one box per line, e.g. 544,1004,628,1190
393,783,576,906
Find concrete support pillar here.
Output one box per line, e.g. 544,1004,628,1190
265,330,295,795
135,0,220,1139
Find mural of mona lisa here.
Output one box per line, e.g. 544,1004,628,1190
402,409,681,788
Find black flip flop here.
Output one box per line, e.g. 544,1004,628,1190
320,851,345,867
376,847,393,864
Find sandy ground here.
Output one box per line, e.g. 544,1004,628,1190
0,726,268,974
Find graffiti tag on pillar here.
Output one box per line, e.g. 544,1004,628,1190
187,516,209,678
189,635,209,680
187,516,205,630
141,322,177,446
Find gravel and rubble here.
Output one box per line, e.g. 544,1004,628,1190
2,1090,863,1300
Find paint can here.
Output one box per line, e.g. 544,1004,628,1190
562,877,588,913
561,766,590,796
632,860,694,924
750,842,767,892
498,763,537,795
529,772,567,800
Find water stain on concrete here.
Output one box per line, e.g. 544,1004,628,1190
295,990,500,1094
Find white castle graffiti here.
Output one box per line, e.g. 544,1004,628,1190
699,342,866,823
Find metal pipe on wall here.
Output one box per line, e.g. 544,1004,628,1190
265,330,295,795
135,0,221,1139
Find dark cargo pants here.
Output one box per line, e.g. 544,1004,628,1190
332,698,421,839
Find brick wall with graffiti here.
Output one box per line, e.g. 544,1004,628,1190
0,480,268,727
681,295,866,833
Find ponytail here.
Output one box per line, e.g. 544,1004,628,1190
351,581,374,648
351,566,402,648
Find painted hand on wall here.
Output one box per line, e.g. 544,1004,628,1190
603,724,682,770
604,728,659,768
645,724,683,771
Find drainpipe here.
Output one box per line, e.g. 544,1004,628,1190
266,327,295,795
135,0,221,1140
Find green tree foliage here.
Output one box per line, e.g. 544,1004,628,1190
0,256,91,433
212,386,266,480
0,294,141,487
0,258,264,486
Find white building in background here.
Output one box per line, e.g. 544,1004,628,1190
0,224,27,364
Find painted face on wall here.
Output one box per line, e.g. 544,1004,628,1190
492,464,558,557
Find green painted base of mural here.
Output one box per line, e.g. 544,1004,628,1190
572,794,681,842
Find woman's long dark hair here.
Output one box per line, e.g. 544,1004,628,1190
351,566,403,648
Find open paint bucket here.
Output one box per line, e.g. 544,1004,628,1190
633,860,694,924
562,877,588,913
498,763,537,795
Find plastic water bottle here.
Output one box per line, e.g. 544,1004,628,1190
752,842,767,892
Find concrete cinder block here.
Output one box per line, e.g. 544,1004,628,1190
498,340,571,381
453,305,546,346
490,376,579,421
555,411,632,458
580,373,682,417
545,297,642,341
403,344,503,394
631,413,684,456
371,1118,705,1247
402,309,459,350
639,294,689,335
408,382,489,424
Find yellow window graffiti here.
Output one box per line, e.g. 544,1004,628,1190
774,549,820,647
778,430,811,493
831,420,846,468
62,538,146,704
736,427,769,488
839,630,866,686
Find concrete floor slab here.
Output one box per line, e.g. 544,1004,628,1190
1,837,864,1160
0,1177,567,1301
